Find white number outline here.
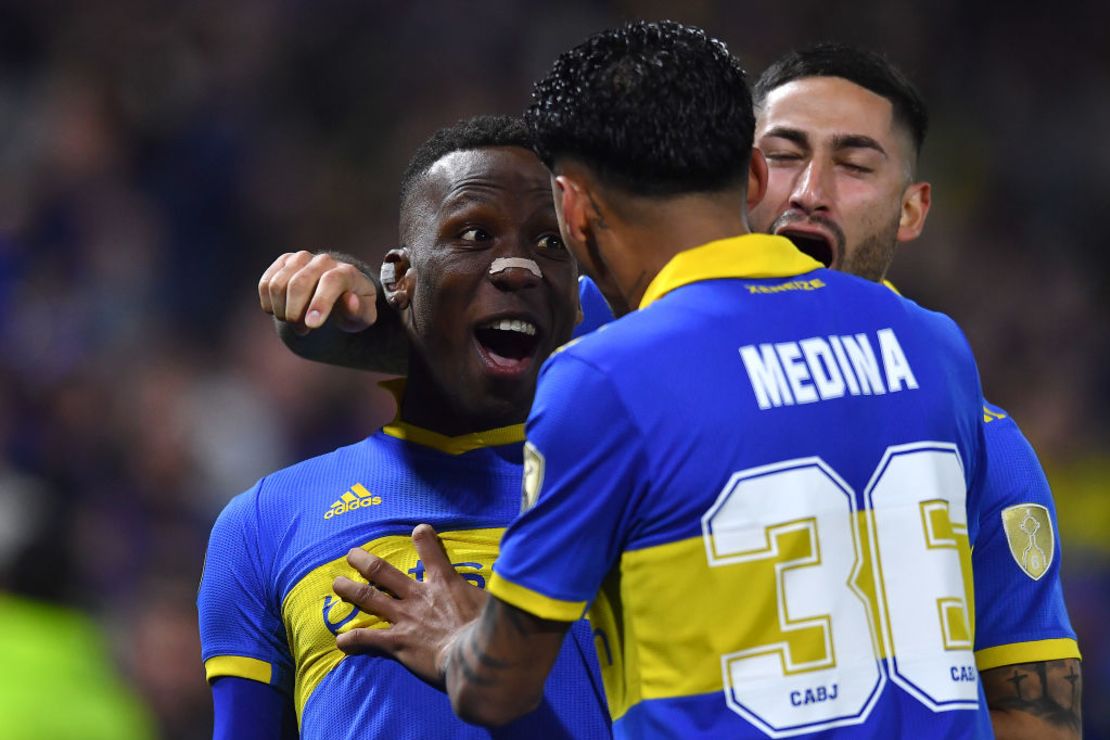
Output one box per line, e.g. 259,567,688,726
864,442,979,712
702,458,886,737
701,443,979,737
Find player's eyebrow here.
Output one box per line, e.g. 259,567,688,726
439,187,505,214
760,126,809,148
830,133,887,158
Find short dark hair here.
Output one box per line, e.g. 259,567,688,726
754,43,928,158
526,20,754,197
399,115,533,211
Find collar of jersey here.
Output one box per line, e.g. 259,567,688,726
638,234,823,310
377,378,524,454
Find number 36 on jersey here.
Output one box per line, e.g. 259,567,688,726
701,442,978,738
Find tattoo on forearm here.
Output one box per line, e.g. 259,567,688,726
500,601,537,637
472,640,510,670
984,659,1082,731
453,638,497,687
452,605,518,687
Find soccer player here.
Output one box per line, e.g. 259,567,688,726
746,44,1081,738
197,116,612,739
261,43,1081,740
331,21,997,737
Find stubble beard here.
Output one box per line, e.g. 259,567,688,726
840,214,901,284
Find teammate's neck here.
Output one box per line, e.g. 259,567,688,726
604,193,752,312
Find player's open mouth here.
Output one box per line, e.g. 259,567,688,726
780,230,835,268
474,318,541,377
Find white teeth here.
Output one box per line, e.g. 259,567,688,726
484,319,537,336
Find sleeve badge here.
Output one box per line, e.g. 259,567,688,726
522,441,546,513
1001,504,1054,580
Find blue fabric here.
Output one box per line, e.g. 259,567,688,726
972,401,1076,652
576,274,1077,664
573,276,614,338
211,677,298,740
499,265,998,738
199,431,611,739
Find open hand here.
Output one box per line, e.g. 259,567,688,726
258,251,377,334
332,524,489,687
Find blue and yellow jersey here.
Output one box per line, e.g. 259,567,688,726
493,235,997,738
971,401,1078,669
198,419,610,739
573,275,1079,674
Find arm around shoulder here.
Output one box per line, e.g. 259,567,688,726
260,250,410,373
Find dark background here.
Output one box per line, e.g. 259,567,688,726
0,1,1106,736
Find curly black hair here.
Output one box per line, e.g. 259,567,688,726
399,115,533,211
525,21,754,197
754,43,928,158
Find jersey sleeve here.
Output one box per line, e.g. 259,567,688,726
971,403,1080,671
489,351,647,621
198,483,295,694
211,677,298,740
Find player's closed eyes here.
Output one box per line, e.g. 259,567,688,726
763,151,804,164
838,161,873,175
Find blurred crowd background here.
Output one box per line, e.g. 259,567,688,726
0,1,1106,737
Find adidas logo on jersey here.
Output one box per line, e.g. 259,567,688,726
323,483,382,519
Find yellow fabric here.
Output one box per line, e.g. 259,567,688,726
586,574,639,721
204,655,272,685
975,638,1082,671
381,420,525,455
487,573,588,622
586,508,974,713
281,529,504,722
638,234,822,309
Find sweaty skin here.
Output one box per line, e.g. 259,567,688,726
749,76,929,283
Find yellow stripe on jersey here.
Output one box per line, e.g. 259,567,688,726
381,420,525,455
589,572,641,721
487,573,588,622
975,638,1082,671
617,533,841,703
587,509,976,719
281,528,504,721
204,655,273,685
639,234,822,309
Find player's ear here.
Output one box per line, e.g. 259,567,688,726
896,181,931,243
746,148,768,210
555,175,590,250
381,249,413,311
